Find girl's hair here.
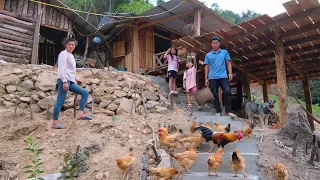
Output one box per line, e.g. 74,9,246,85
169,46,178,60
62,37,78,48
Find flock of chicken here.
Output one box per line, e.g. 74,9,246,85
115,120,289,180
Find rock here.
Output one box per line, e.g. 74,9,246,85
136,139,141,145
142,129,148,135
123,87,129,93
114,86,121,90
113,90,126,98
115,130,122,138
129,134,133,139
0,75,20,85
113,98,121,106
94,97,103,104
116,98,133,115
107,103,118,111
12,69,22,74
126,78,137,89
144,91,159,101
89,78,100,85
156,106,168,114
31,104,42,113
99,99,112,108
159,94,167,102
38,96,56,109
6,85,16,93
103,172,110,179
104,87,115,95
3,100,14,107
137,80,147,89
148,159,155,164
157,149,171,167
20,79,34,91
94,88,105,97
9,171,17,178
38,92,46,99
106,94,117,101
31,94,40,101
35,72,57,91
51,133,56,138
3,94,14,101
146,101,160,109
0,84,5,93
19,97,31,103
63,98,74,109
127,90,133,98
95,172,104,180
105,110,115,116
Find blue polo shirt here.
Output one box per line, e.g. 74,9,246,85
204,49,231,79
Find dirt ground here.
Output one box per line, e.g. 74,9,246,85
0,105,192,180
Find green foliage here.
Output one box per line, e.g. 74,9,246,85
288,79,320,106
23,136,45,180
117,0,154,14
60,146,89,179
211,3,260,24
157,0,165,5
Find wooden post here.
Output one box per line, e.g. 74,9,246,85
273,28,288,128
82,36,89,67
31,9,42,64
262,80,268,103
303,74,314,131
193,8,201,37
243,69,251,101
132,24,140,73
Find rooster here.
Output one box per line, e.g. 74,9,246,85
116,147,135,180
193,126,244,152
230,149,247,178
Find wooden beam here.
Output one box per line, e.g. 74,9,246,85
31,10,42,64
232,61,264,84
262,80,268,103
0,0,4,10
138,11,194,30
154,33,170,41
222,6,320,42
285,56,305,77
193,8,201,37
243,68,251,101
303,74,314,131
132,24,140,72
273,28,288,129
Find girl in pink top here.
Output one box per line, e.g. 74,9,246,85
183,55,198,108
164,46,179,95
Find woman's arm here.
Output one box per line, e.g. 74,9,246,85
163,48,171,59
58,52,68,83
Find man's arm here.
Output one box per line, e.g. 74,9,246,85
205,64,209,80
225,51,233,80
226,61,232,75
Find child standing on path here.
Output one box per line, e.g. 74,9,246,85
164,46,179,95
183,55,200,108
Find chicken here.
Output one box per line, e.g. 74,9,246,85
272,162,288,180
158,132,179,149
178,136,205,151
234,123,255,141
207,148,224,176
230,149,247,178
214,122,231,133
168,129,184,139
169,148,198,173
146,167,178,180
189,120,197,134
116,147,135,180
193,126,244,152
158,126,169,136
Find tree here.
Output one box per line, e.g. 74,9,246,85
157,0,165,5
117,0,153,14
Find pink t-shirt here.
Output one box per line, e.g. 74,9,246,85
167,55,179,72
183,66,197,90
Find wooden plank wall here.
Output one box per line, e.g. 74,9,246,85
4,0,71,31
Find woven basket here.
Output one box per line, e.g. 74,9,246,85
194,87,214,105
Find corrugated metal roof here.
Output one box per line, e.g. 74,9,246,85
141,0,233,35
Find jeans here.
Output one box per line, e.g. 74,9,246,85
53,79,89,120
209,78,231,114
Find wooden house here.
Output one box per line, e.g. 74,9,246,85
0,0,102,65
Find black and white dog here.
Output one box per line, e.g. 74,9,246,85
243,94,276,128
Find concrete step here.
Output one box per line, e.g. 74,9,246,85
190,153,259,175
183,172,261,180
198,138,260,153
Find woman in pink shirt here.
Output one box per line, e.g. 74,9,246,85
164,46,179,95
183,55,198,108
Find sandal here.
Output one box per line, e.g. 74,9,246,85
188,104,193,108
78,115,92,120
52,123,64,129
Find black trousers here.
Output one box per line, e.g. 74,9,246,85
209,78,231,113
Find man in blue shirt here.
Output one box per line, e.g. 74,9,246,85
204,36,234,117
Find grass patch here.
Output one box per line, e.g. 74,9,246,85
269,95,320,118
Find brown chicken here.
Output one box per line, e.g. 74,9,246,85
230,149,247,178
234,123,254,141
158,132,179,149
158,126,169,136
146,167,178,180
170,148,198,173
190,120,197,134
272,162,288,180
178,136,205,151
116,147,135,180
214,122,231,133
207,148,224,176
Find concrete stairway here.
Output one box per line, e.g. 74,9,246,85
182,106,263,180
